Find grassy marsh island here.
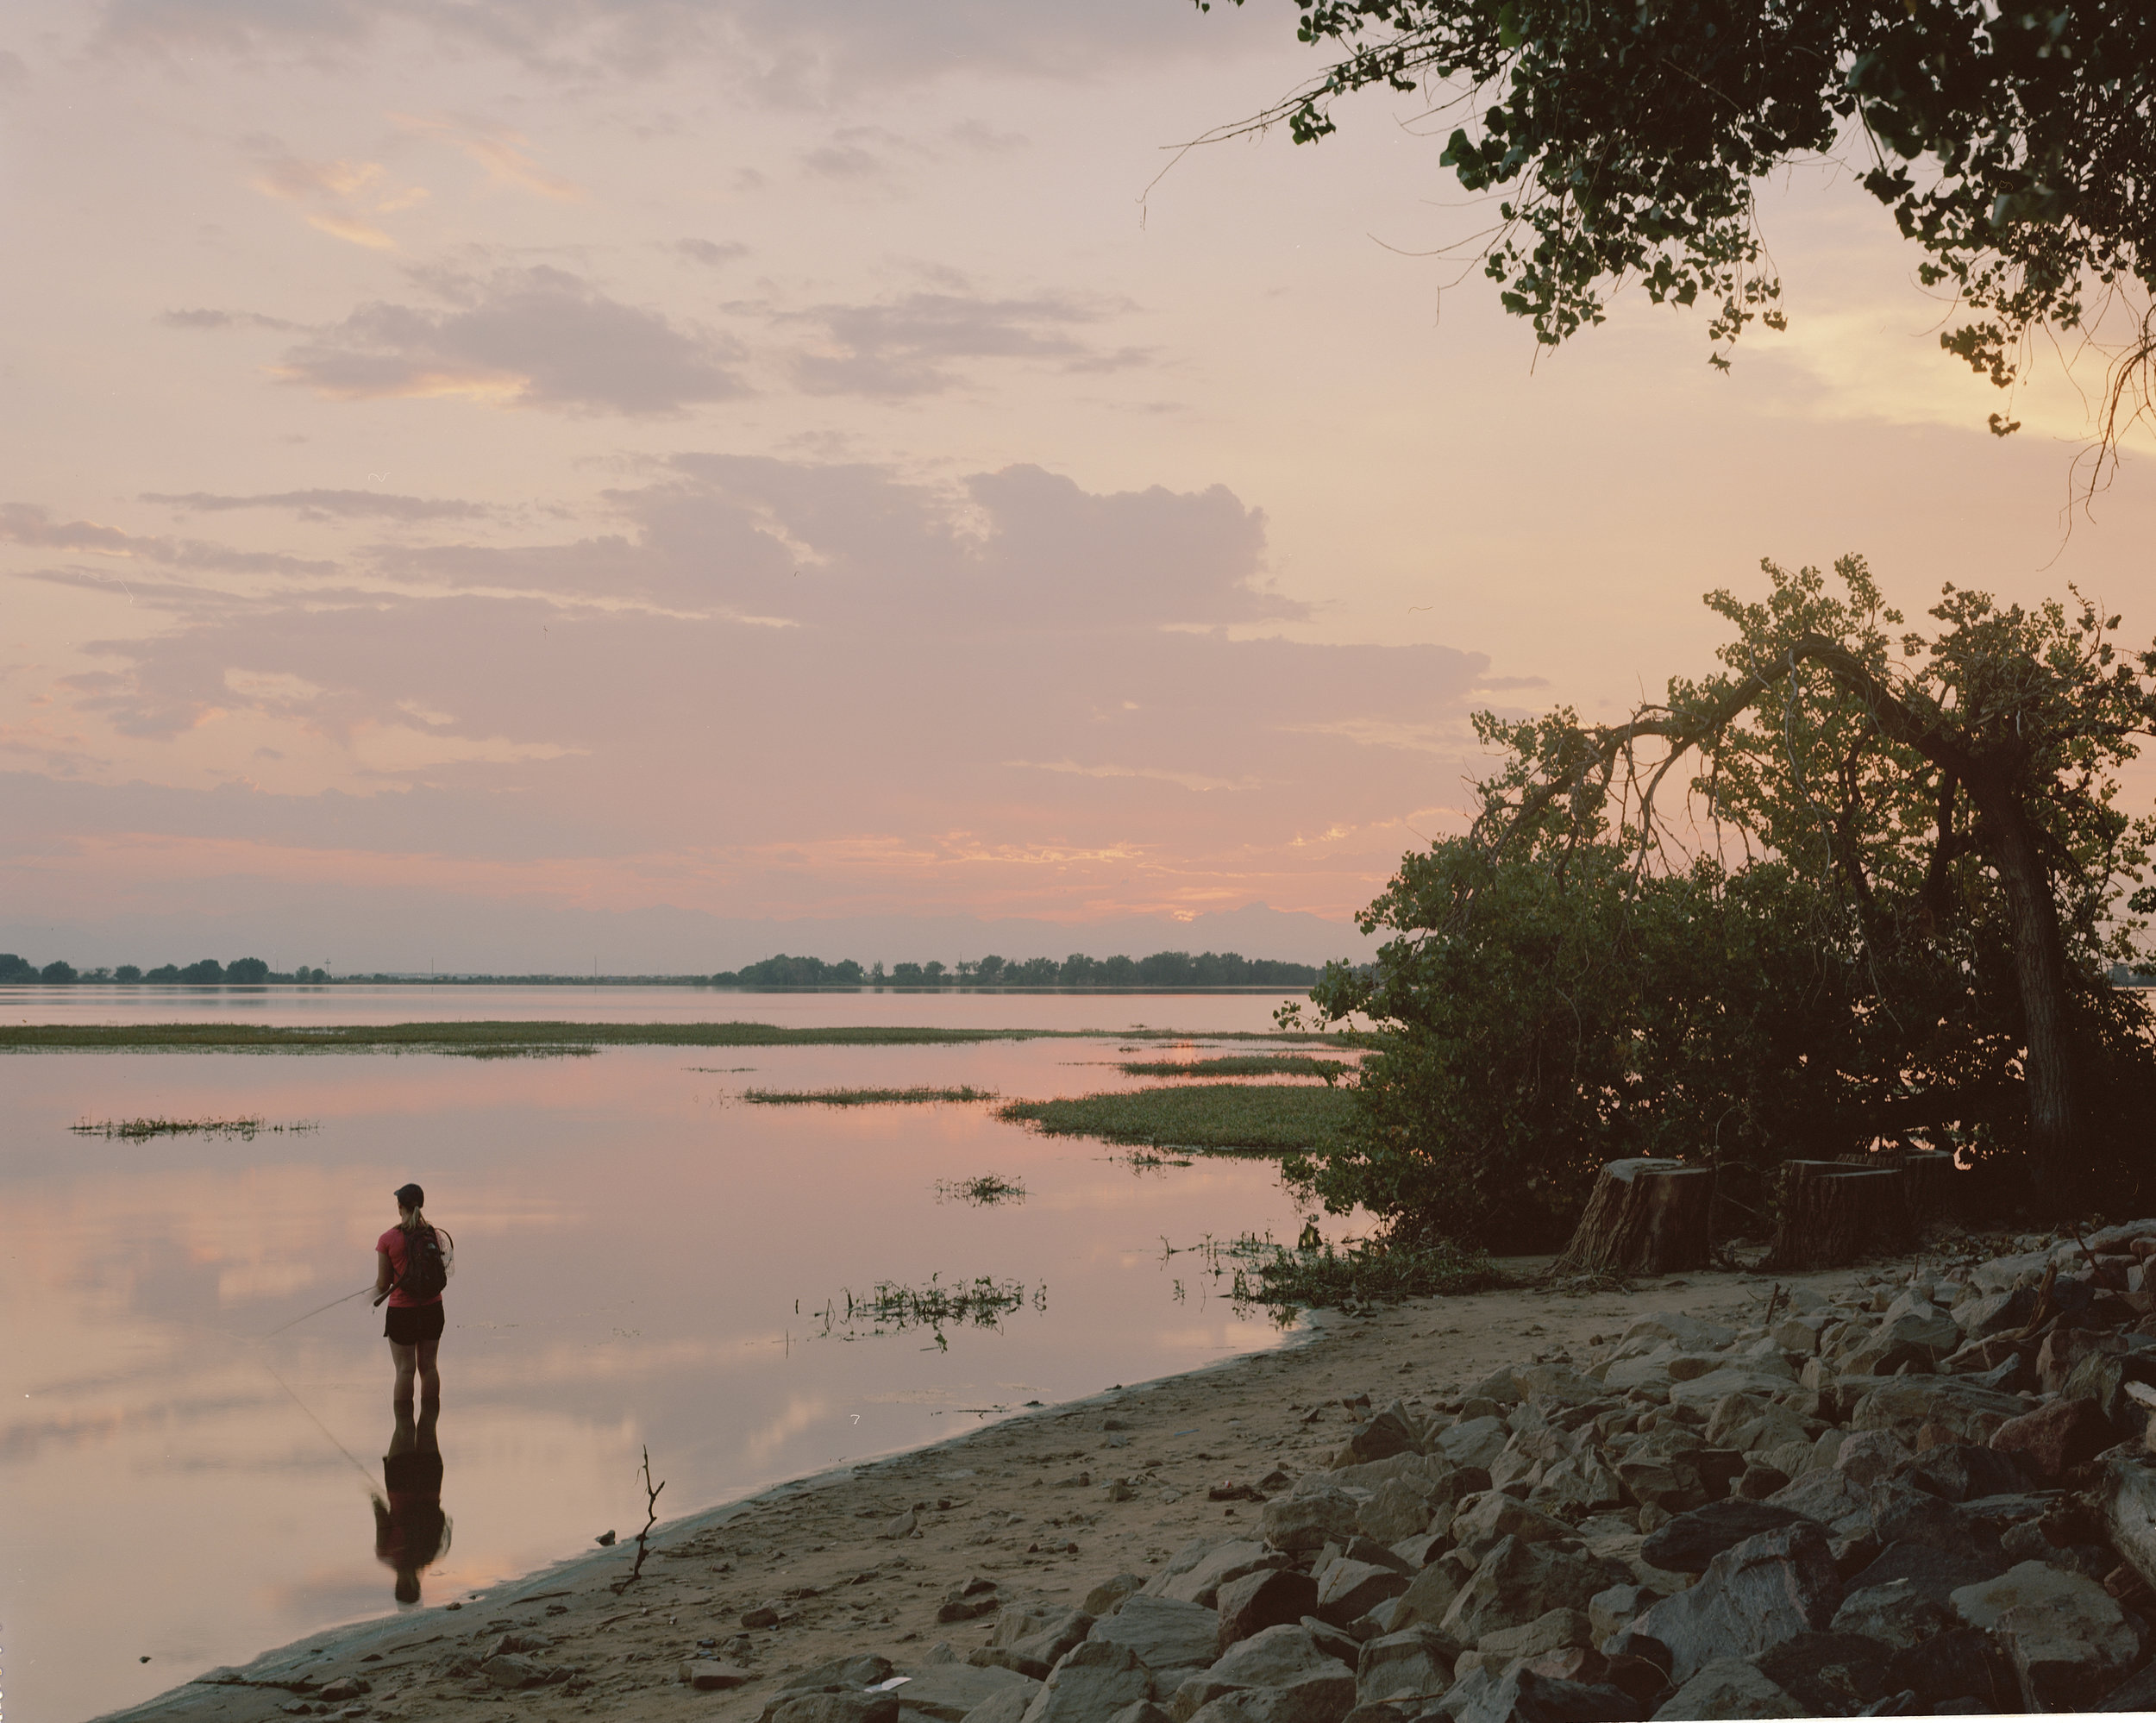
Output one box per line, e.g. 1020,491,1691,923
743,1085,1000,1106
999,1081,1354,1154
1115,1052,1352,1080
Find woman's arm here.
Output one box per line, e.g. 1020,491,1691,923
373,1249,395,1305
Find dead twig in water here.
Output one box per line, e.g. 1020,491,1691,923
609,1446,665,1594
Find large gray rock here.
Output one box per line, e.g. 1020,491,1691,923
1849,1378,2029,1447
1639,1500,1809,1574
1147,1540,1276,1607
1752,1631,1892,1716
1352,1628,1457,1707
1386,1557,1463,1633
1263,1490,1362,1556
1647,1659,1804,1720
1764,1468,1871,1545
1474,1607,1590,1661
1443,1665,1639,1723
1842,1540,1996,1604
1666,1367,1796,1411
1948,1556,2145,1707
1832,1430,1912,1488
1829,1580,1953,1650
906,1666,1043,1723
960,1690,1038,1723
1953,1287,2037,1337
1332,1401,1425,1470
1447,1493,1578,1564
1313,1558,1409,1628
1215,1569,1319,1656
1023,1643,1150,1723
1629,1522,1842,1686
774,1696,904,1723
1090,1595,1222,1676
1356,1479,1435,1545
976,1607,1100,1680
1438,1534,1617,1646
1866,1300,1962,1372
1435,1418,1511,1472
1182,1673,1355,1723
1527,1448,1625,1517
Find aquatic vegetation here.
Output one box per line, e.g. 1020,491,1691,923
934,1174,1025,1204
441,1044,596,1059
69,1116,317,1142
744,1086,999,1106
1203,1231,1505,1319
1116,1054,1351,1081
1000,1083,1353,1154
809,1274,1045,1347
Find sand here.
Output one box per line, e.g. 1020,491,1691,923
109,1257,1871,1723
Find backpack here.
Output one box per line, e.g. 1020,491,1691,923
397,1223,451,1300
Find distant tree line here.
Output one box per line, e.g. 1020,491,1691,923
710,949,1322,988
0,955,327,984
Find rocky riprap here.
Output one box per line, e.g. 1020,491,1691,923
746,1219,2156,1720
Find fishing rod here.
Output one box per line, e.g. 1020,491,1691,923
260,1282,376,1339
262,1360,385,1503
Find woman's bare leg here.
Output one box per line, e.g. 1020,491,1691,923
416,1332,442,1403
390,1338,418,1405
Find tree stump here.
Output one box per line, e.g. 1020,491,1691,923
1555,1158,1715,1277
1766,1161,1912,1269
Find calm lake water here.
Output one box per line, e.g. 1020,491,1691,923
2,991,1330,1721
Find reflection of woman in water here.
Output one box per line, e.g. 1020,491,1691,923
373,1400,450,1604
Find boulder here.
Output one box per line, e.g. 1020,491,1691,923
2097,1663,2156,1712
1023,1643,1150,1723
1384,1558,1463,1633
1089,1595,1222,1676
782,1657,900,1695
1612,1313,1736,1356
1356,1481,1434,1546
1085,1576,1145,1617
1528,1449,1625,1517
1149,1541,1277,1608
1216,1569,1320,1656
1587,1584,1658,1645
1446,1494,1578,1564
679,1660,756,1692
480,1654,552,1689
1893,1442,2023,1503
1865,1482,2005,1568
1667,1369,1795,1411
1326,1452,1457,1497
1839,1541,1996,1605
1952,1286,2035,1339
1994,1573,2147,1711
1181,1675,1357,1723
1764,1468,1871,1547
977,1608,1099,1680
1435,1418,1510,1473
1628,1522,1843,1686
1833,1430,1913,1488
1313,1559,1409,1628
1849,1379,2028,1447
1880,1627,2016,1714
906,1666,1042,1723
1263,1491,1363,1557
1438,1535,1616,1646
1512,1364,1609,1408
1639,1501,1809,1575
1827,1580,1952,1650
1646,1658,1803,1720
773,1697,904,1723
1474,1607,1590,1661
1750,1632,1891,1717
1443,1665,1639,1723
962,1692,1038,1723
1351,1628,1458,1707
1990,1395,2114,1481
1209,1625,1343,1689
1866,1301,1963,1373
1948,1557,2130,1634
1332,1402,1425,1469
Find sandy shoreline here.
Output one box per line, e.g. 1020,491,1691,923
104,1257,1876,1723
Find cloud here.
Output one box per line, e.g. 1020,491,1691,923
272,266,749,414
391,114,582,200
91,0,1244,94
248,151,427,250
0,504,337,576
782,291,1145,397
674,238,748,267
141,490,493,522
161,308,302,332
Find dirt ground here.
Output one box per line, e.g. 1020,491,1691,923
116,1257,1874,1723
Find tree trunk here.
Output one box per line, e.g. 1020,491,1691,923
1766,1161,1910,1270
1555,1158,1714,1277
1980,800,2080,1213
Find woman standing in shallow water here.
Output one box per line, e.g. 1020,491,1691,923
373,1181,451,1406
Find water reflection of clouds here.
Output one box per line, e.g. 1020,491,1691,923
743,1394,835,1468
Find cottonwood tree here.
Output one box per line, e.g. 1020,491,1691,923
1199,0,2156,453
1296,561,2156,1242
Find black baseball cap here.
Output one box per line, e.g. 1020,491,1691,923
393,1181,425,1206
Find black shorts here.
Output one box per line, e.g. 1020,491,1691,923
385,1300,446,1346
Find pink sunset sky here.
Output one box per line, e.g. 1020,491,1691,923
3,1,2153,973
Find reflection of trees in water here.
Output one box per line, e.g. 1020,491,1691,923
374,1401,450,1605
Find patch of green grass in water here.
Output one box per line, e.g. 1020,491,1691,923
70,1116,317,1141
934,1174,1025,1204
1213,1233,1507,1316
1116,1054,1351,1080
744,1086,998,1106
1000,1082,1353,1154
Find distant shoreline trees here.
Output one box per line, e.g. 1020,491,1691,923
711,949,1323,989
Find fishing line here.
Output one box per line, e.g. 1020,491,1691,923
262,1359,385,1505
259,1282,376,1338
